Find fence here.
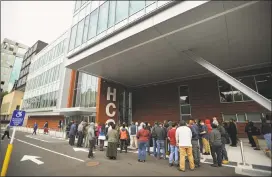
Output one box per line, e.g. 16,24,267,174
15,126,66,139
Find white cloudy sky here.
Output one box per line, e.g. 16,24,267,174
1,1,74,47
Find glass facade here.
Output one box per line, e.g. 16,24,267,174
179,85,191,121
68,0,172,52
8,56,23,91
218,73,272,103
73,72,98,107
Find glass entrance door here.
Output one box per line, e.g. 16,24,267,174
118,91,132,125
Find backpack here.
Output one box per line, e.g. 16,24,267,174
120,129,128,140
151,127,157,138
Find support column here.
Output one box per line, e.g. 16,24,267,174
183,50,271,111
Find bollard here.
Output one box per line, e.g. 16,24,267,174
240,140,246,166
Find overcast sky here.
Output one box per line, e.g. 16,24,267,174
1,1,74,47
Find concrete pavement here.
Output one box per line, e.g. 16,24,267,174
1,131,245,176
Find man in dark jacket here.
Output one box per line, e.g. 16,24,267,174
69,122,77,146
261,117,271,151
244,120,250,144
189,119,200,167
209,123,222,167
217,121,229,164
229,119,237,147
154,122,167,159
249,122,261,150
151,122,158,157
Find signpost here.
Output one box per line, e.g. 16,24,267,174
1,110,25,176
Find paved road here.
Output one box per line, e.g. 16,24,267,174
1,131,245,176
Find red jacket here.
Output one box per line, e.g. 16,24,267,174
205,119,212,133
137,129,150,142
167,128,177,145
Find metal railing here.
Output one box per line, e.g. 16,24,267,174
239,140,247,166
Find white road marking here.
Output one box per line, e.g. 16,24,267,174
25,135,50,143
16,139,85,162
21,155,44,165
73,147,95,153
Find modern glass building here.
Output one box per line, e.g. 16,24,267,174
1,38,29,92
64,0,271,136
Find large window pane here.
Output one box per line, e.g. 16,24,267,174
115,1,129,24
91,1,100,11
240,76,256,101
246,113,261,122
129,1,145,15
146,0,156,6
82,15,90,43
108,1,116,28
180,105,191,115
255,74,272,99
88,9,98,39
223,114,237,122
74,1,81,12
75,19,84,48
232,86,243,102
237,113,246,122
69,25,78,51
179,86,189,105
97,1,109,34
218,80,234,102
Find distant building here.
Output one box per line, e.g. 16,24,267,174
1,38,29,92
15,40,48,91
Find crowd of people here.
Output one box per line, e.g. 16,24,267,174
64,116,268,172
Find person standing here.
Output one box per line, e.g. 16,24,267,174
43,121,48,134
216,121,229,164
106,124,119,160
145,122,151,155
168,122,178,167
202,120,211,155
244,120,250,144
87,122,96,158
189,119,201,168
32,122,38,135
1,124,11,140
151,122,158,157
250,122,261,150
137,123,150,162
197,120,204,154
84,123,90,148
209,123,222,167
129,122,138,149
229,119,237,147
176,120,195,172
69,122,77,146
120,124,129,153
98,124,106,151
77,121,85,147
155,122,167,160
261,116,271,152
223,122,230,144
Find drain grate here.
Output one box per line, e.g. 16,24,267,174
86,161,100,167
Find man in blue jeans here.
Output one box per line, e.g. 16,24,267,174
151,122,158,157
168,122,178,166
154,122,167,159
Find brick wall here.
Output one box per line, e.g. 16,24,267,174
26,115,64,130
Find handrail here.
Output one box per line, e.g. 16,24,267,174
239,140,247,166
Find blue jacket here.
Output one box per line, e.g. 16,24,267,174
69,124,77,136
34,123,38,130
191,124,200,140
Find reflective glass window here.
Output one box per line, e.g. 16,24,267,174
75,19,85,48
82,15,90,43
115,1,129,24
240,76,256,101
129,1,145,15
88,9,98,39
97,1,109,34
255,74,272,99
146,0,156,6
69,25,78,51
218,80,234,102
108,1,116,28
91,1,99,12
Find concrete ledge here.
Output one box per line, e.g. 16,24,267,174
235,164,271,176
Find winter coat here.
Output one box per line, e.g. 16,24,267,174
88,123,95,140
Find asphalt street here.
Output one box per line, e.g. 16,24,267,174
1,131,246,176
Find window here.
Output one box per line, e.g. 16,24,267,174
74,0,81,12
179,86,191,119
88,9,98,39
146,0,156,6
223,114,236,122
91,1,99,11
240,76,256,101
97,1,109,34
129,1,145,15
237,113,246,122
115,1,129,24
246,113,261,122
218,80,234,102
108,1,116,28
75,19,85,48
255,74,272,99
82,15,90,43
69,25,78,51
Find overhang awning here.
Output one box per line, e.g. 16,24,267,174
66,1,271,88
53,107,96,116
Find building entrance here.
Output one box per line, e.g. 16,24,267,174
118,91,132,125
64,115,96,126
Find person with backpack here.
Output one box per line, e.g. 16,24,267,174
216,121,229,164
151,122,158,157
189,119,201,168
119,124,129,153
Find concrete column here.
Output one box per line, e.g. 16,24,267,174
183,50,271,111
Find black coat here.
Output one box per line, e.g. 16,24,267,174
228,122,237,135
